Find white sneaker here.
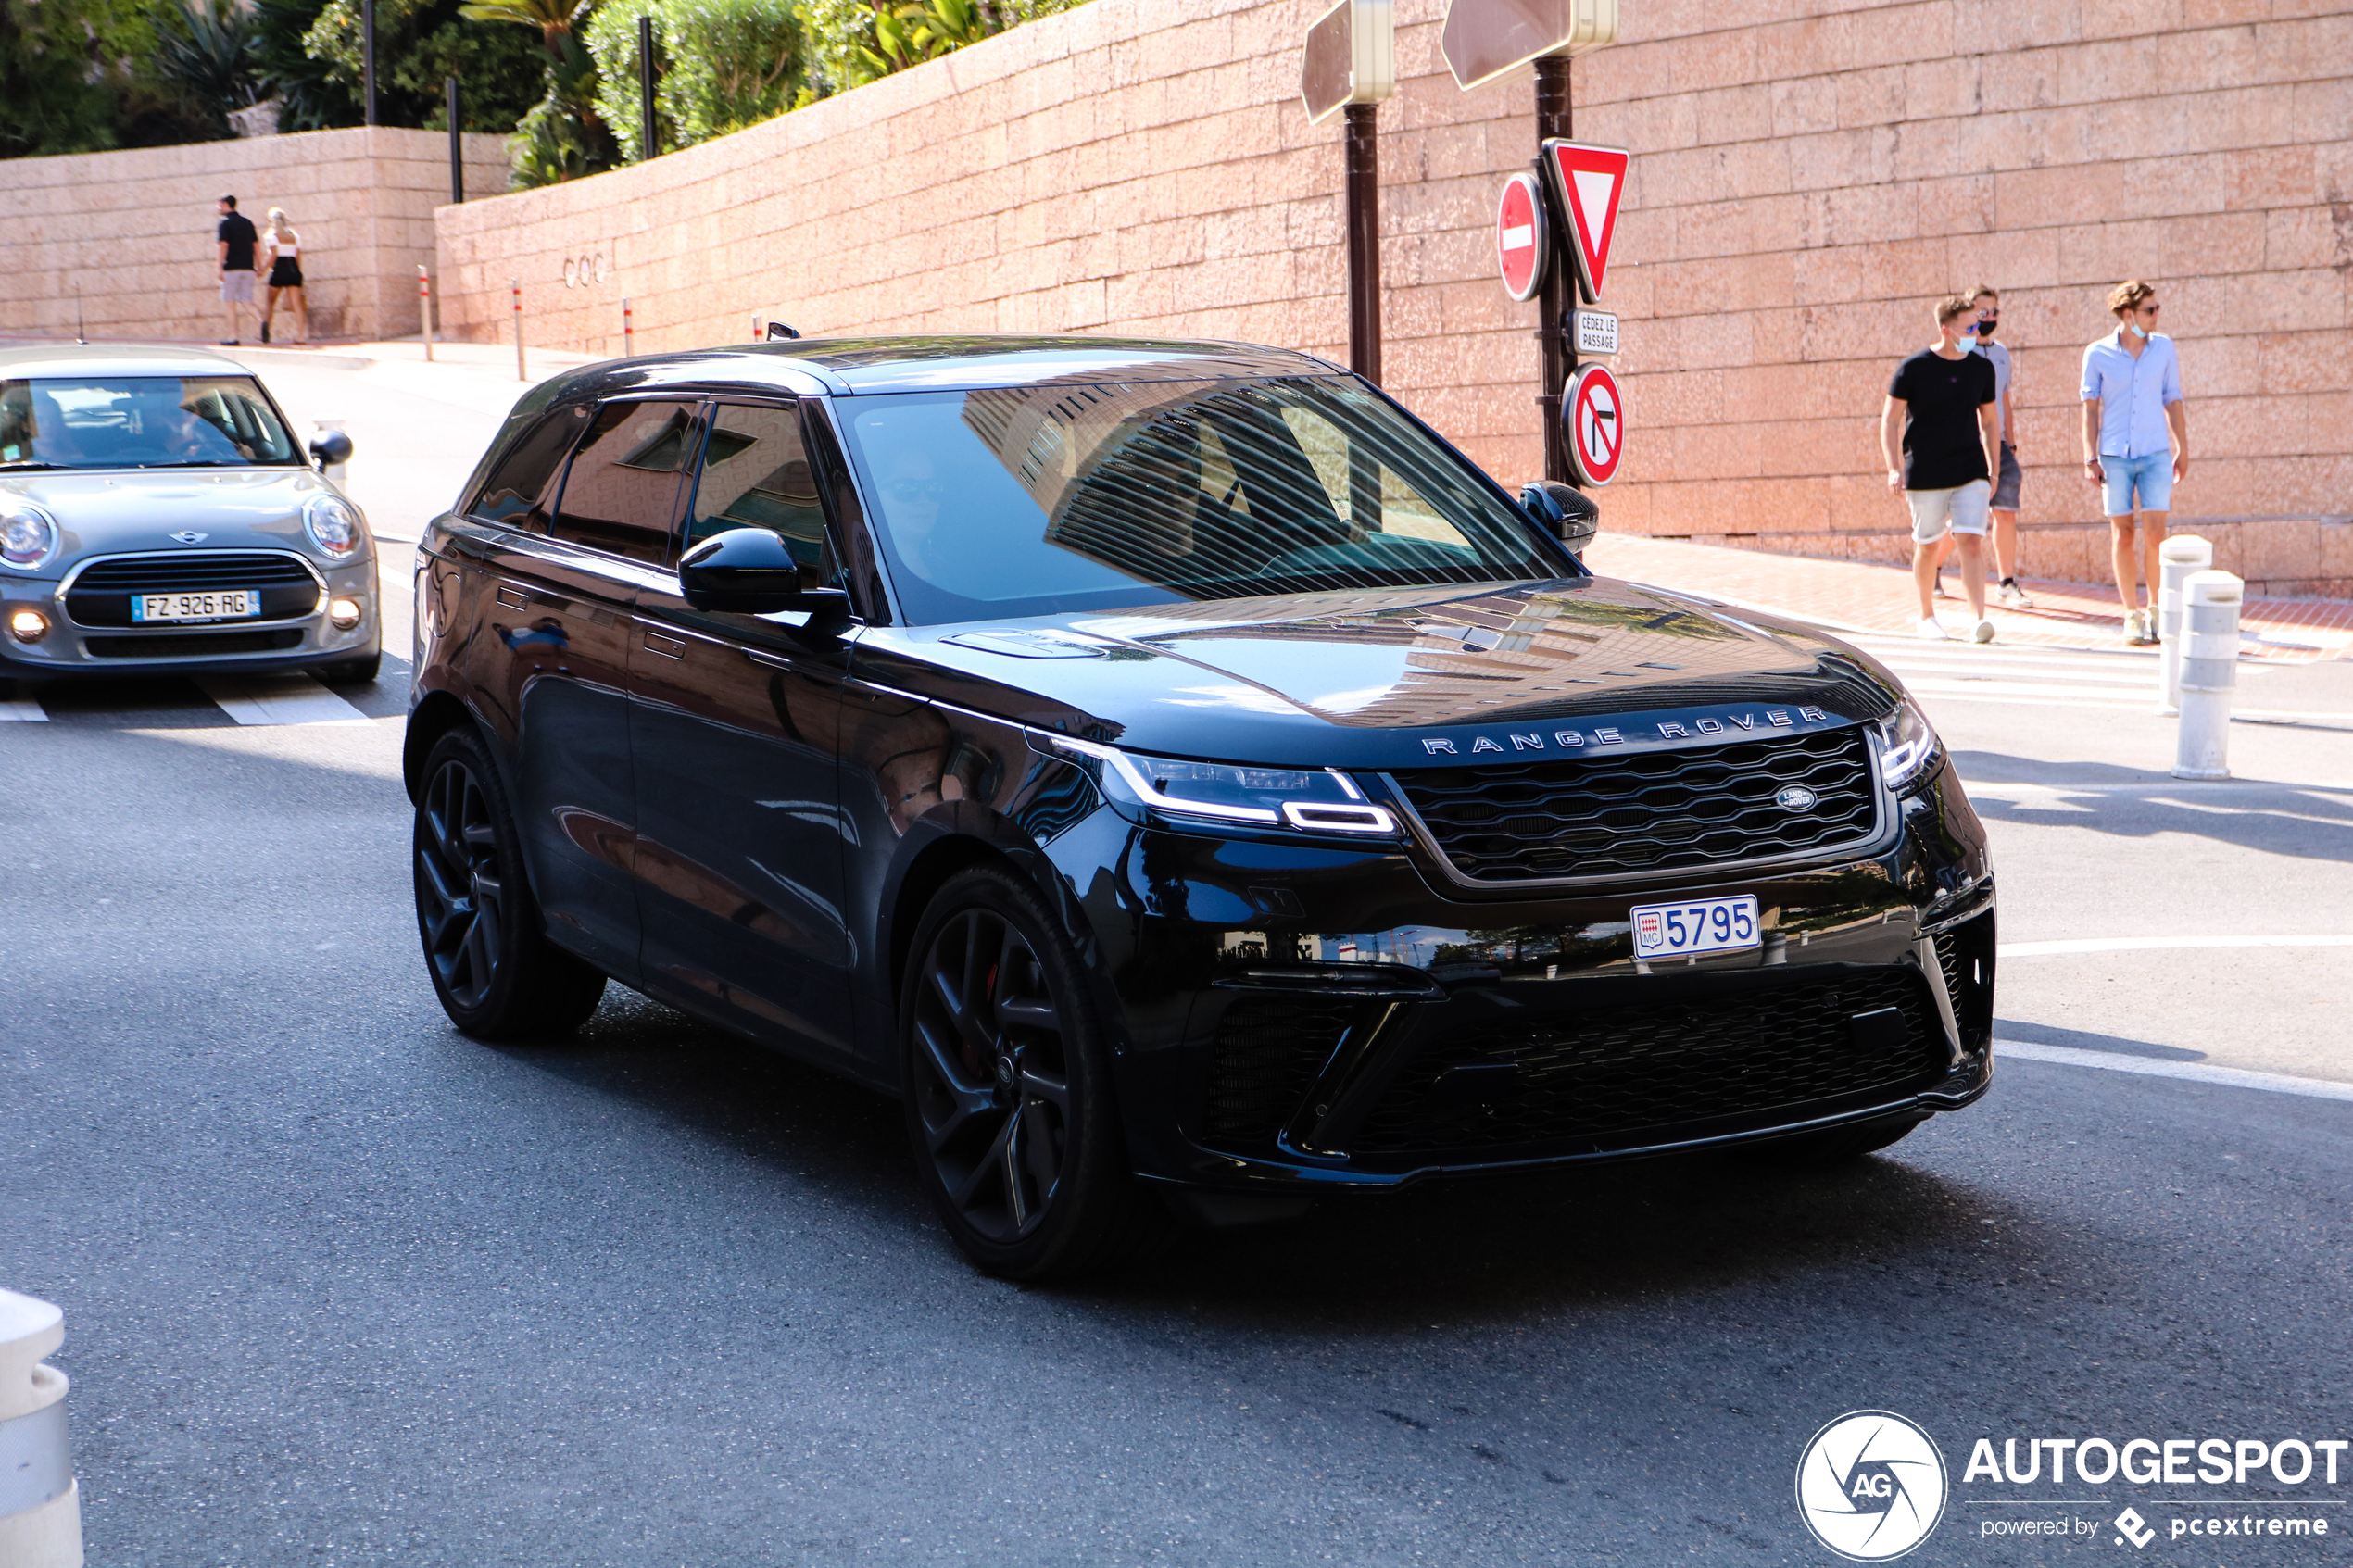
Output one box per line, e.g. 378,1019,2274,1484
1918,617,1949,640
1972,618,1996,644
1996,580,2035,608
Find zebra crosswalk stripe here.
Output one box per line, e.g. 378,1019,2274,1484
195,675,371,727
0,696,47,721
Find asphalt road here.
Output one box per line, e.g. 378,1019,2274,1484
4,353,2351,1565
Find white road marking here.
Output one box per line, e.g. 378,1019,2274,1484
1999,935,2353,958
1995,1039,2353,1104
1962,779,2353,797
197,674,371,727
0,696,47,721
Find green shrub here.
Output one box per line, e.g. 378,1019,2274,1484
585,0,805,163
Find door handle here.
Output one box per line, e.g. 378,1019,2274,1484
745,648,795,672
642,631,686,659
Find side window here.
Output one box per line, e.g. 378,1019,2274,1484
548,399,698,565
470,405,589,531
685,402,838,587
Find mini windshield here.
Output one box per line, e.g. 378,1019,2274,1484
837,375,1567,624
0,376,302,469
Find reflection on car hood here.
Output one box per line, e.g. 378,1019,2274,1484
854,576,1905,770
2,468,355,569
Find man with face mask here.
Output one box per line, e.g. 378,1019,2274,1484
2081,280,2189,646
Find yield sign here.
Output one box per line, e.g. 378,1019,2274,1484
1541,139,1629,302
1494,172,1547,302
1566,362,1623,485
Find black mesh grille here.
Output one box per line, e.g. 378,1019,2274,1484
84,629,305,658
1932,909,1996,1055
70,552,319,591
1395,726,1879,883
1202,995,1355,1147
1349,970,1944,1158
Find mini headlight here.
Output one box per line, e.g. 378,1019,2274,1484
1,501,58,569
1049,736,1397,836
303,493,365,559
1876,700,1941,789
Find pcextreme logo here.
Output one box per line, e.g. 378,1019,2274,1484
1796,1411,1950,1561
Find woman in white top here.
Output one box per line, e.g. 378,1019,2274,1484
261,208,308,345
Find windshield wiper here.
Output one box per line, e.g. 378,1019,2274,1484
0,460,73,471
130,460,256,470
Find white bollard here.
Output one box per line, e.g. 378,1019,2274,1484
2156,534,2212,714
0,1288,82,1568
2173,570,2243,781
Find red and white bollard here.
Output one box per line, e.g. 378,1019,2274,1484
0,1288,82,1567
2173,570,2244,781
511,277,525,382
417,265,434,362
623,296,634,358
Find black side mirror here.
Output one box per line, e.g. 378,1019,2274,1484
309,430,353,469
678,527,849,617
762,321,800,342
1519,480,1599,557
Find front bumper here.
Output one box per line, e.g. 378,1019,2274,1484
1044,758,1995,1195
0,557,379,678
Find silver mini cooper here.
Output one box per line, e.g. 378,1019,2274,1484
0,344,380,685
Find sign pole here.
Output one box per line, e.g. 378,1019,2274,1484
1344,103,1381,386
638,16,659,160
361,0,378,126
1534,55,1575,485
447,78,464,205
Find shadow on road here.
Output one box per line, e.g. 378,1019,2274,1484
1954,749,2353,862
487,986,2052,1331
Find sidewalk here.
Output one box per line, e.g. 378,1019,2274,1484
1583,533,2353,665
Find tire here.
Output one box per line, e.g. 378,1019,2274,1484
316,652,382,686
412,726,607,1040
1747,1112,1926,1168
900,866,1169,1280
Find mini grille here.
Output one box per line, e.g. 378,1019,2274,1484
1349,970,1943,1158
1202,995,1356,1147
84,629,304,658
1394,726,1878,883
70,552,319,592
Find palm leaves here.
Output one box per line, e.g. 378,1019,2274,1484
456,0,595,54
156,0,266,121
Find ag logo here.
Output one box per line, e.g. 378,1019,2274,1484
1795,1410,1948,1561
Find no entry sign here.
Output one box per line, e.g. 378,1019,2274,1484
1495,172,1547,302
1541,139,1629,302
1566,361,1624,484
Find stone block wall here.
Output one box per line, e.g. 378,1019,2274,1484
0,128,510,345
421,0,2350,596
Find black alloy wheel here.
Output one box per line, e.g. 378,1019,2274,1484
412,728,606,1039
901,867,1166,1279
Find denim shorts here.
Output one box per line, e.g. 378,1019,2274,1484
1906,479,1991,543
2102,450,2171,516
1991,443,2021,510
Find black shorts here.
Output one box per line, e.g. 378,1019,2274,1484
268,259,303,288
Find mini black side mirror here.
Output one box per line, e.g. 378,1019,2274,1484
1519,480,1599,557
309,430,353,469
677,527,848,617
762,321,800,342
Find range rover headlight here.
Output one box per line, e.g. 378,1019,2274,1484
1876,701,1941,789
303,493,365,559
1048,735,1396,836
1,501,58,569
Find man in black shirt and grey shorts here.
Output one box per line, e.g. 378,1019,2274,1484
215,194,259,346
1880,294,2002,642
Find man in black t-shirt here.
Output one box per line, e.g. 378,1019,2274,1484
216,194,259,345
1879,294,2000,641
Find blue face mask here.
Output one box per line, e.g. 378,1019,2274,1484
2128,320,2151,339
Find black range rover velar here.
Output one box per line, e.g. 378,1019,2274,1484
406,337,1994,1278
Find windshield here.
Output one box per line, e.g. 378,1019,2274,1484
837,375,1567,624
0,375,302,469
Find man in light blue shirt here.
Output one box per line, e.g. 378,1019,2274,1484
2080,280,2190,645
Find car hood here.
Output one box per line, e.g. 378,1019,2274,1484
850,575,1905,771
4,468,362,571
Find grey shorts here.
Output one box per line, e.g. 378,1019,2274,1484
220,270,256,304
1906,479,1992,544
1991,442,2021,510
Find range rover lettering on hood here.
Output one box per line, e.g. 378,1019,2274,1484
1416,703,1841,761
